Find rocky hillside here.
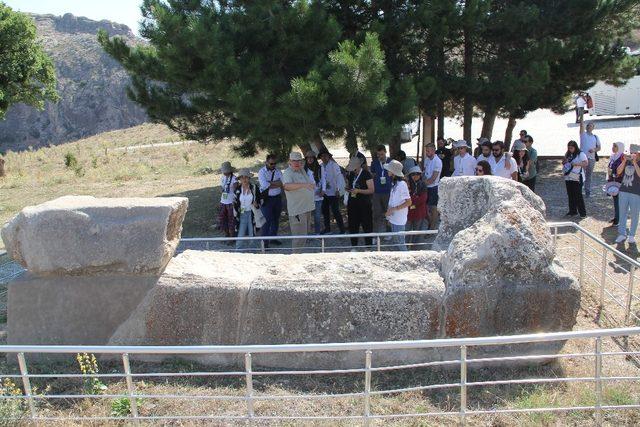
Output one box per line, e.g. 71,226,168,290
0,13,148,152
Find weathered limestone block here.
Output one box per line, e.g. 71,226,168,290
437,176,580,339
434,176,546,250
1,196,188,276
109,251,447,368
7,273,157,346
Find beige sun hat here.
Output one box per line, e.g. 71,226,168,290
220,161,234,174
289,152,304,161
407,165,422,176
512,141,527,151
345,157,364,172
237,168,253,178
453,139,468,149
383,159,404,177
305,150,317,159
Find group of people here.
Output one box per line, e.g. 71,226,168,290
217,113,640,251
216,130,544,252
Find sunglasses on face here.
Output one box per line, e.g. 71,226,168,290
268,163,276,166
476,168,484,173
492,149,501,153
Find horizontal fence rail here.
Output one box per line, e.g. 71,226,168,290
1,328,640,423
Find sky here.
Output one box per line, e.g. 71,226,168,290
4,0,144,34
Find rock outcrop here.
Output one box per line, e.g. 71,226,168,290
0,13,148,152
1,196,188,276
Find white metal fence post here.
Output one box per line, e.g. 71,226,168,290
552,225,557,248
594,337,603,426
600,250,607,309
626,265,636,325
579,232,585,286
364,350,372,426
122,353,139,423
321,238,325,253
460,345,467,426
245,353,254,422
376,236,381,252
17,352,36,420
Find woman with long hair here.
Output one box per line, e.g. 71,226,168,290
608,142,625,226
304,151,323,234
512,140,531,184
383,160,412,251
345,157,374,248
562,140,588,218
475,160,492,176
233,169,261,251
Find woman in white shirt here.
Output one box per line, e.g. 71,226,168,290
562,140,588,218
233,169,260,250
383,160,412,251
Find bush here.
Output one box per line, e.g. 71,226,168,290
110,397,142,417
64,152,78,169
195,166,214,176
0,378,25,426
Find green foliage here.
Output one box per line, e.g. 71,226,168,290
0,4,58,119
110,397,142,417
76,353,107,395
64,152,78,169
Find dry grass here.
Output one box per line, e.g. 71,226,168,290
0,124,267,248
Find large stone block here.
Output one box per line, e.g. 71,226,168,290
109,251,447,368
7,273,157,346
1,196,188,276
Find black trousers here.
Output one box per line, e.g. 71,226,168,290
347,199,373,246
565,180,586,216
322,195,345,232
523,176,536,192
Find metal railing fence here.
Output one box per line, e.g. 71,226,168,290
1,327,639,423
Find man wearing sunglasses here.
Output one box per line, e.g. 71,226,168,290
258,154,284,246
489,141,518,180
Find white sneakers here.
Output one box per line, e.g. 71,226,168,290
615,235,627,243
629,236,636,244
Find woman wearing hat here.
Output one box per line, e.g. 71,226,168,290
218,161,237,239
304,151,324,234
384,160,412,251
345,157,374,248
511,140,531,184
406,166,428,247
233,169,261,250
608,142,625,226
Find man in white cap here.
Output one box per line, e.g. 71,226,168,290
452,140,477,176
282,152,316,252
258,153,284,247
318,149,346,234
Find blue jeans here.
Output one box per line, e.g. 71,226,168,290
236,211,254,250
390,223,408,252
261,196,282,239
313,200,323,234
617,191,640,237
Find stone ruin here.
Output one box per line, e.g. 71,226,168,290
2,177,581,368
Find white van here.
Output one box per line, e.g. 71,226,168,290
589,50,640,116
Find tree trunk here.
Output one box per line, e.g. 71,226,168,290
462,26,474,143
480,109,497,140
389,134,402,159
298,133,328,156
422,114,435,161
437,100,445,140
345,126,358,157
504,116,517,151
0,156,5,177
